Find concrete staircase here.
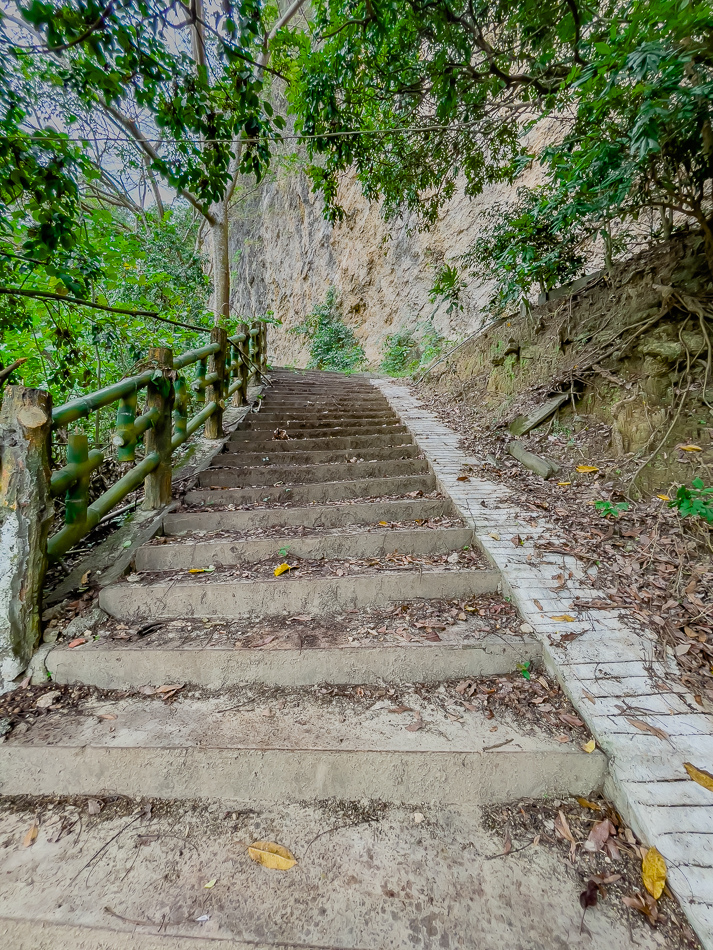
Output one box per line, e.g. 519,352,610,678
0,369,630,950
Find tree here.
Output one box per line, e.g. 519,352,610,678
1,0,307,324
283,1,713,305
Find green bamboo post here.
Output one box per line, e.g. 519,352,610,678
114,393,137,462
196,358,207,405
65,432,90,525
230,341,243,407
143,347,174,510
238,322,250,404
173,376,188,442
260,322,268,372
205,326,227,439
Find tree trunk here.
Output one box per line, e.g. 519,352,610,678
211,207,231,327
0,386,54,689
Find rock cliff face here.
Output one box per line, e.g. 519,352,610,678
228,164,531,367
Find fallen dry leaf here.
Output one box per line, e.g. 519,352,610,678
683,761,713,793
87,799,102,815
679,444,702,452
23,823,38,848
247,841,296,871
582,739,597,753
576,465,599,473
273,563,293,577
251,635,277,648
559,712,584,727
626,717,668,740
584,819,616,853
204,879,217,889
551,614,576,622
554,810,576,844
67,638,87,649
623,891,659,922
642,847,667,900
577,797,602,810
155,684,184,694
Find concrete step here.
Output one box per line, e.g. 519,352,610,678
200,459,431,489
238,415,399,431
218,445,422,467
135,526,475,572
249,401,398,421
229,429,412,447
0,794,661,950
261,396,389,408
227,433,414,451
99,567,500,622
217,445,422,468
165,497,455,534
48,629,538,690
0,687,605,803
186,474,438,506
233,424,410,441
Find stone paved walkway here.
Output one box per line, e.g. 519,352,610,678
376,378,713,950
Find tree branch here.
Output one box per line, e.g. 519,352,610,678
0,287,210,332
100,100,217,224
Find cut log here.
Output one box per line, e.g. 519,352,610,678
509,393,569,437
508,441,560,479
0,386,54,688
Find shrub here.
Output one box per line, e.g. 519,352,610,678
291,288,366,372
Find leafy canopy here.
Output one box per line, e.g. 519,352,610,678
282,0,713,307
0,0,286,296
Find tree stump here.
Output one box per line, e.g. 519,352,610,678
0,386,54,688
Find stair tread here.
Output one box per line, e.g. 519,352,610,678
0,795,666,950
2,680,594,755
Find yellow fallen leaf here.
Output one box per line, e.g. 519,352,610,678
656,494,670,501
577,796,601,810
557,481,571,486
248,841,296,871
576,465,599,473
552,614,576,622
679,444,702,452
188,565,215,574
273,563,293,577
378,521,389,526
23,823,38,848
488,532,501,541
582,739,596,753
642,846,666,900
683,762,713,794
204,879,217,889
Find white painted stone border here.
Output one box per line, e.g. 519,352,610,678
375,378,713,949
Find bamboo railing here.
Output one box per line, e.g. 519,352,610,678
45,321,267,560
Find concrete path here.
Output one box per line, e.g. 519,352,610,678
375,377,713,950
0,368,701,949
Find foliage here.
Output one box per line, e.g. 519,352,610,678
291,287,366,372
381,320,452,377
429,264,465,316
381,329,418,376
669,478,713,524
594,500,630,518
1,206,211,403
0,0,305,344
462,187,588,314
283,0,713,309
